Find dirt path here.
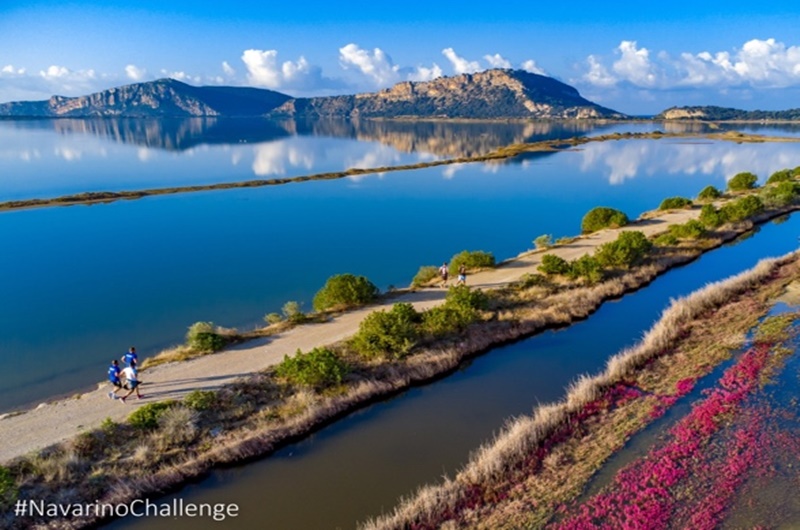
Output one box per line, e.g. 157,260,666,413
0,209,698,463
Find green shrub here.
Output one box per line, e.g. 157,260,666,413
100,417,119,436
766,169,793,185
186,322,227,353
312,274,379,311
697,185,722,201
581,207,629,233
659,197,693,210
760,180,800,208
275,347,349,389
128,401,175,430
445,284,489,312
350,303,421,359
449,250,496,274
264,312,283,325
566,255,604,284
184,390,217,411
538,253,571,275
668,220,707,239
727,171,758,191
0,465,18,509
595,231,652,268
411,266,439,288
422,305,473,336
282,301,307,323
654,233,679,246
699,204,724,228
719,195,764,222
533,234,552,250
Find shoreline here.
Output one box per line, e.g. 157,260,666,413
365,251,800,530
2,130,798,213
2,196,796,528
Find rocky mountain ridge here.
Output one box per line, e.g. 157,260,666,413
0,70,622,120
658,105,800,121
270,69,623,119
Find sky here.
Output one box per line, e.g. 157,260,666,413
1,1,800,114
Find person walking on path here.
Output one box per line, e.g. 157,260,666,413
439,262,449,288
456,264,467,286
121,346,138,368
119,365,143,402
107,360,124,399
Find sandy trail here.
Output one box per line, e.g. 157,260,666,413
0,209,697,463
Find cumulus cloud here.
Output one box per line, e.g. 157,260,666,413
222,61,236,77
1,65,25,75
612,41,658,87
406,63,443,82
520,59,546,75
160,69,201,84
339,43,400,85
484,53,511,69
582,38,800,90
125,64,146,82
241,49,339,92
442,48,481,74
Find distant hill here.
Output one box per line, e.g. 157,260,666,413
270,69,623,119
657,105,800,121
0,79,292,118
0,70,622,119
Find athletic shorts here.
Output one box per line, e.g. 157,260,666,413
110,379,123,388
128,380,140,389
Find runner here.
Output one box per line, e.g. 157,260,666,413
439,262,449,288
121,346,138,367
107,359,124,399
118,364,144,402
456,264,467,286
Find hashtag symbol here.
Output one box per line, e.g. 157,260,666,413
13,499,27,517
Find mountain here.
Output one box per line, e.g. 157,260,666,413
270,69,623,119
0,79,292,118
0,70,622,119
657,105,800,121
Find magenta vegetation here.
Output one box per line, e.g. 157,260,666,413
553,343,775,530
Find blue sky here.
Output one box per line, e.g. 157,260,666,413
1,1,800,114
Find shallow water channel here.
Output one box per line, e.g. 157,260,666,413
107,214,800,530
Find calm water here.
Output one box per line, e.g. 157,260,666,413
2,124,800,412
107,208,800,530
0,118,657,201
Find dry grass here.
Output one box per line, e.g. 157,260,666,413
362,251,800,530
6,205,798,529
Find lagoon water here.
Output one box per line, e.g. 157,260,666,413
107,208,800,530
2,120,800,412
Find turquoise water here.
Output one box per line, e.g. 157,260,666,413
2,132,800,411
107,207,800,530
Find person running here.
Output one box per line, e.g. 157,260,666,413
439,262,449,288
456,264,467,286
121,346,138,368
107,359,124,399
119,364,143,402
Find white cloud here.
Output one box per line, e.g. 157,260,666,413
407,63,443,82
612,41,658,87
339,43,400,85
484,53,511,69
582,38,800,91
442,48,481,74
222,61,236,77
125,64,146,82
583,55,617,87
520,59,546,75
40,65,71,79
160,69,201,84
1,65,25,75
241,49,336,92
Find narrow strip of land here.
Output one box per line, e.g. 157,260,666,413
1,131,797,213
0,208,699,463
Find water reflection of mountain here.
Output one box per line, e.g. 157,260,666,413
1,117,620,157
0,118,294,151
298,119,603,157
